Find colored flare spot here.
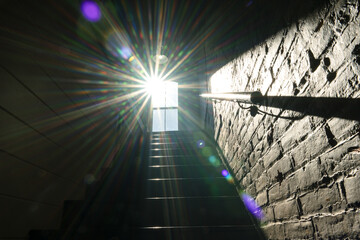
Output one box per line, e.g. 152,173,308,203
226,175,234,182
201,147,212,157
208,155,221,167
209,156,216,164
119,47,132,60
221,169,229,177
84,174,95,184
130,57,141,70
197,139,205,148
241,193,264,220
81,1,101,22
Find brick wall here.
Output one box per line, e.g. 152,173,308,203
206,0,360,238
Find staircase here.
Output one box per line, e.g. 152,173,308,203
29,131,265,239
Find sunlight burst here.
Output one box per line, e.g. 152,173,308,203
145,75,165,96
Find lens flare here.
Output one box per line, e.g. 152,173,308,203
84,174,96,184
208,155,221,166
209,155,216,164
197,139,205,148
129,56,135,62
201,146,212,157
246,1,254,7
240,193,264,220
4,0,252,205
153,54,169,64
81,0,101,22
221,169,229,177
145,76,164,96
119,46,132,60
225,174,234,183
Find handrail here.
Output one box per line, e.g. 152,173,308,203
200,91,263,104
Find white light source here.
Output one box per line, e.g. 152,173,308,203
145,76,164,96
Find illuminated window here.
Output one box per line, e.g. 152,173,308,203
152,82,178,132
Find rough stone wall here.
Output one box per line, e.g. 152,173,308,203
208,0,360,239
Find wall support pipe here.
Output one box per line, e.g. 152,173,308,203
200,91,360,121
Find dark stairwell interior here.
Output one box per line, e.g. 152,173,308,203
30,131,265,239
1,0,343,239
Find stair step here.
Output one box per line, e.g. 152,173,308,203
134,225,264,240
150,140,209,148
150,148,191,155
150,137,196,143
150,142,182,148
149,155,214,165
139,197,252,226
29,226,264,240
148,165,223,178
30,133,265,239
146,178,238,197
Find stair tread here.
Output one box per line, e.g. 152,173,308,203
147,164,224,178
139,197,253,226
146,178,238,197
31,133,264,239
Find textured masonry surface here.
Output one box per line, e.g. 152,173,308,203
207,0,360,239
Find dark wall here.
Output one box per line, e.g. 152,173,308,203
0,1,122,237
